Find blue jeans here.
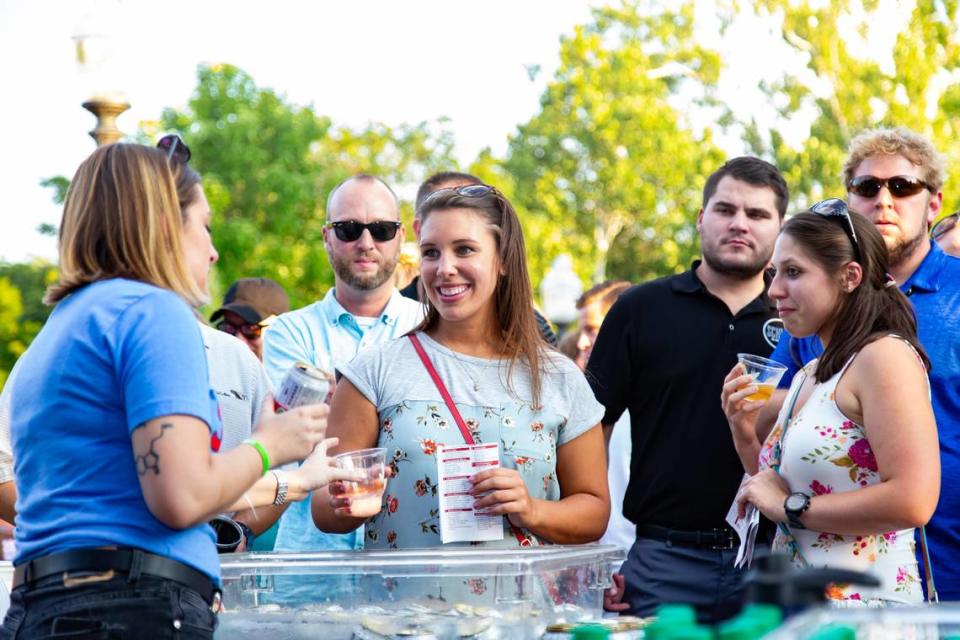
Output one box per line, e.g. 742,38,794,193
0,572,217,639
620,534,745,624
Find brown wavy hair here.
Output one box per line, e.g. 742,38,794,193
782,210,929,382
843,127,945,193
577,280,631,314
45,144,206,306
414,187,549,408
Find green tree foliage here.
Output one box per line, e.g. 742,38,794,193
738,0,960,209
0,261,58,389
159,64,457,309
0,278,23,390
504,1,726,286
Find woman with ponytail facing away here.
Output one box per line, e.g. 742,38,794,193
722,199,939,605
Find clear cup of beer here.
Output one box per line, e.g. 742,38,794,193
736,353,788,402
335,447,387,517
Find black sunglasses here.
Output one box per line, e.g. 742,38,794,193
325,220,402,243
810,198,862,262
931,212,958,240
848,175,933,199
157,134,192,164
216,319,263,340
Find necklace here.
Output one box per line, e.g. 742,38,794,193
447,348,484,392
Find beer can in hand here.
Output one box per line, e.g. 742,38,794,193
274,361,331,412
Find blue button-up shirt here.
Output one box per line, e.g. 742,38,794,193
263,288,424,552
770,241,960,598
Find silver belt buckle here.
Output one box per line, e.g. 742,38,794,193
211,591,223,613
710,529,733,550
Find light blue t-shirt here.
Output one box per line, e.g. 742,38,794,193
11,279,223,583
340,332,605,550
263,288,424,552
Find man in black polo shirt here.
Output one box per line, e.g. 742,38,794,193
587,156,787,622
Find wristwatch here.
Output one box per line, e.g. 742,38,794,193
272,470,288,506
784,492,811,529
237,521,255,549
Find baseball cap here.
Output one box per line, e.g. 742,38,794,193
209,278,290,326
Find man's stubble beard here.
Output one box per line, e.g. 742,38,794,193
886,226,928,270
331,250,400,291
701,240,772,281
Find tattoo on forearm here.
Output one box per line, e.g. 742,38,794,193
135,422,173,476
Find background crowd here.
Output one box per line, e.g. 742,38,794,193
0,121,956,639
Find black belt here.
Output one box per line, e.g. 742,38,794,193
637,524,737,550
13,548,220,606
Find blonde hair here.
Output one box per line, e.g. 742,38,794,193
45,144,206,307
843,127,946,192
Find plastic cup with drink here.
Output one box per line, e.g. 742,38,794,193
335,447,387,518
736,353,788,402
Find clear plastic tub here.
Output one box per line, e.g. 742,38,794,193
764,603,960,639
215,545,625,639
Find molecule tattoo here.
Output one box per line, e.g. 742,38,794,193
135,422,173,476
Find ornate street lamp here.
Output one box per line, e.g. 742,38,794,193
81,97,130,147
540,254,583,335
73,2,129,146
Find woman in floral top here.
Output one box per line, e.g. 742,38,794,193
312,185,609,550
722,202,939,605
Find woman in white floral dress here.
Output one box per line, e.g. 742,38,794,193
312,185,609,552
723,201,939,605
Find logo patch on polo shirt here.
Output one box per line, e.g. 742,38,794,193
762,318,783,349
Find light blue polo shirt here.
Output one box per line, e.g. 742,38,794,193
770,241,960,599
263,288,424,552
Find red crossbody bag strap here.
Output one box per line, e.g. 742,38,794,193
407,334,531,547
408,334,474,444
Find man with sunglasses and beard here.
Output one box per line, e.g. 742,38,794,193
588,157,787,622
262,174,423,556
759,127,960,600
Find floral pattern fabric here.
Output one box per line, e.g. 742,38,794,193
759,355,924,605
339,332,605,551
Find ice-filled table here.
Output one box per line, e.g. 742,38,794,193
215,545,625,639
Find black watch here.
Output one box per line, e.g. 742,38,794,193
237,522,256,549
784,492,811,529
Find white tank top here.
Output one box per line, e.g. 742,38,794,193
758,342,927,605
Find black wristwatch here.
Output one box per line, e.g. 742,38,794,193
237,522,256,550
784,492,811,529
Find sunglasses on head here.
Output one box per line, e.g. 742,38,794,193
932,212,959,240
216,319,263,340
810,198,862,262
325,220,402,243
847,175,933,199
157,134,192,164
421,184,497,207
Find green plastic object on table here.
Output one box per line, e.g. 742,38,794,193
805,624,856,640
571,623,611,639
716,603,784,639
644,604,713,640
646,625,713,640
655,604,697,624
